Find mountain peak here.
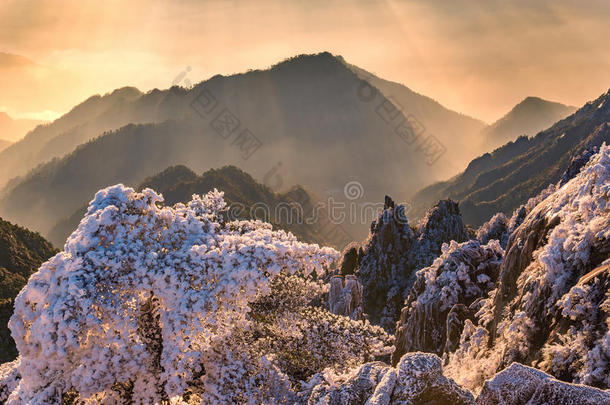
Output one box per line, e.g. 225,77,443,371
521,95,546,103
413,87,610,226
107,86,142,99
482,95,577,148
268,51,344,72
510,95,574,114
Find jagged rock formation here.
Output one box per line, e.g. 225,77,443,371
328,275,364,320
389,353,474,405
559,144,598,186
414,200,470,269
356,197,469,330
302,361,390,404
300,352,474,405
476,363,610,405
440,144,610,392
356,198,415,330
392,239,504,365
339,242,361,276
476,213,508,248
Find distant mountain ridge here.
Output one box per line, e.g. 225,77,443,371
0,52,37,70
345,62,486,175
0,87,144,188
411,89,610,226
483,96,576,149
0,53,486,190
48,165,349,249
0,111,44,143
0,52,487,239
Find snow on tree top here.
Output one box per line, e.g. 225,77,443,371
6,185,339,403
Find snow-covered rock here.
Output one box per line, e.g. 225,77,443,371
304,361,392,404
329,275,364,320
559,145,599,186
0,359,20,403
301,352,474,405
415,200,470,270
392,240,503,364
391,353,474,404
445,143,610,391
476,363,610,404
357,197,469,331
476,213,509,248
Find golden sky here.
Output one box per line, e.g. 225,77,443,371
1,0,609,123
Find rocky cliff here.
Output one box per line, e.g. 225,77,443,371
392,143,610,393
353,197,469,331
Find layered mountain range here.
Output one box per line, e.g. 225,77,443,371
411,90,610,226
48,165,349,249
1,50,609,404
316,143,609,403
0,52,594,247
0,52,488,242
1,120,608,405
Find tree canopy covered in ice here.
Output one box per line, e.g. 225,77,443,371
1,185,393,403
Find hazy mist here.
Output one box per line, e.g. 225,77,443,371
1,0,610,123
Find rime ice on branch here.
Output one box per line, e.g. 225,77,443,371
5,185,339,403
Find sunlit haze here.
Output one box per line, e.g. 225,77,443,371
2,0,609,123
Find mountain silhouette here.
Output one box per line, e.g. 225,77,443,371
0,52,486,239
0,87,143,188
48,165,351,249
345,61,486,175
482,96,576,149
410,89,610,226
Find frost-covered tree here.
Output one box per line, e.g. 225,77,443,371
476,213,508,247
392,239,504,364
540,261,610,387
199,273,392,403
3,185,345,403
445,143,610,392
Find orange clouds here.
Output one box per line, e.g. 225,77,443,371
0,0,609,122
